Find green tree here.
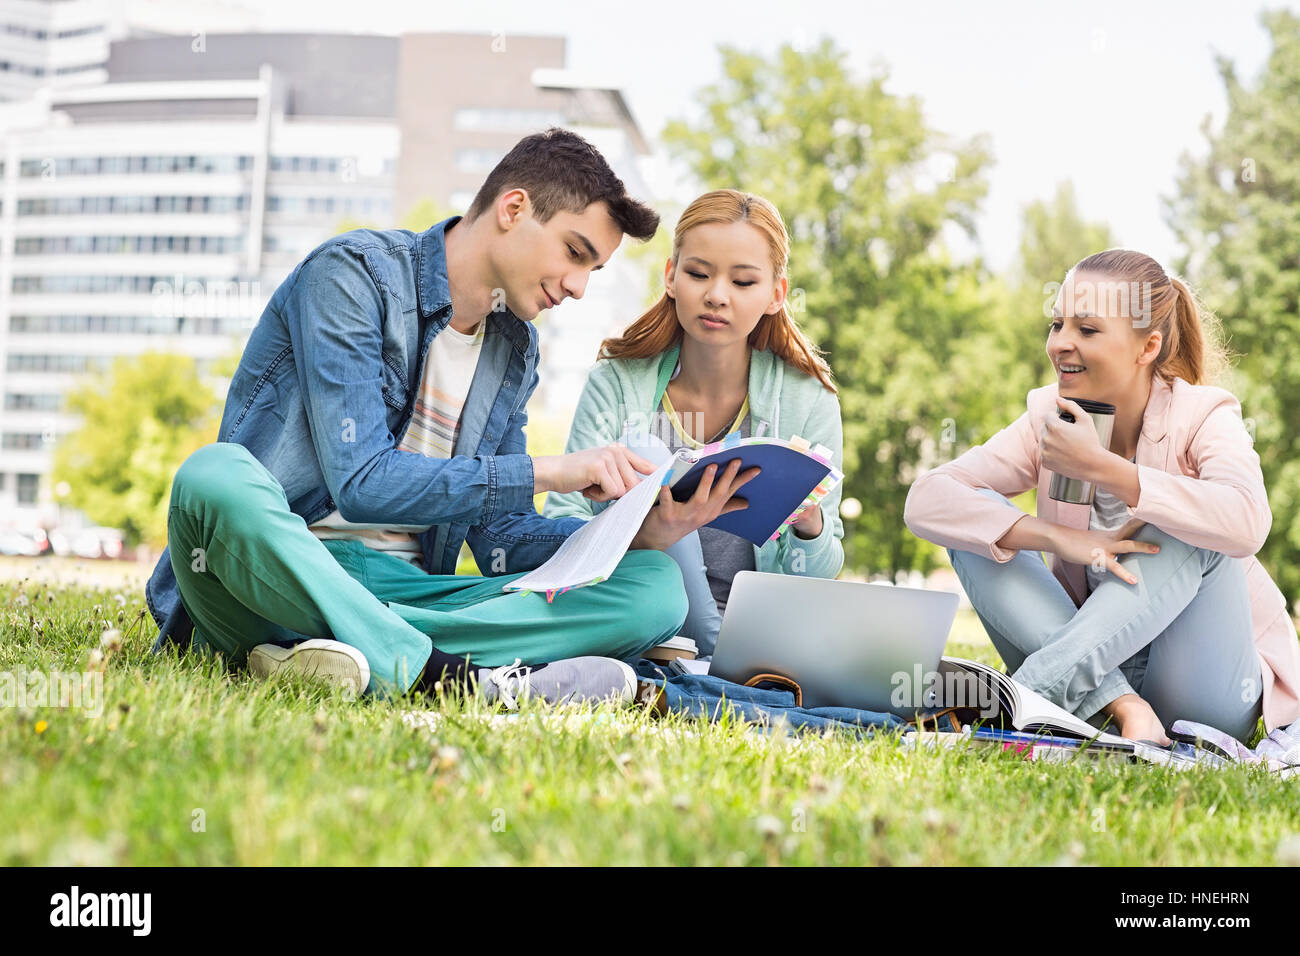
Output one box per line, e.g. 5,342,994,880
1167,10,1300,606
662,39,1007,575
52,353,224,548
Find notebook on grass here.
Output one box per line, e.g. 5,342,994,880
935,657,1134,752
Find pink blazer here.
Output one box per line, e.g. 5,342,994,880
904,374,1300,731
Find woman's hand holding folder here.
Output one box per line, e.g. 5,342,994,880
628,459,761,552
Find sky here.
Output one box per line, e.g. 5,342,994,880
123,0,1297,272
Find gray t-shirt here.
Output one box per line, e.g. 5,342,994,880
651,403,756,616
1085,456,1136,595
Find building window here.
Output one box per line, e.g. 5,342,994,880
5,354,108,374
12,315,163,334
265,194,387,218
3,433,48,451
17,474,40,505
14,235,242,255
55,62,104,76
13,275,240,295
18,154,253,178
269,156,345,177
4,393,63,412
16,195,247,216
455,148,506,173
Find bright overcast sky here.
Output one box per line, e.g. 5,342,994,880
125,0,1298,271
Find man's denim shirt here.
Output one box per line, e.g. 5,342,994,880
145,216,584,647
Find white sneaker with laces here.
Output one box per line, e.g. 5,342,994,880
247,639,370,696
476,656,636,709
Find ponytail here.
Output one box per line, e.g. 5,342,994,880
1160,276,1227,386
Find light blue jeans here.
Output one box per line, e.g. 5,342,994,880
664,531,724,657
948,489,1263,742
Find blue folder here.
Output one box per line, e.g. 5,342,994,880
668,443,836,545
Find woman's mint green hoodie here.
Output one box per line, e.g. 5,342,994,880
543,342,845,580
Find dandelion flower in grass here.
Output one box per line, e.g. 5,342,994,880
35,720,48,734
99,628,123,653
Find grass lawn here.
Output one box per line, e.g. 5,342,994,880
3,562,1300,866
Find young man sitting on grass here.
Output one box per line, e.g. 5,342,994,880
145,128,758,706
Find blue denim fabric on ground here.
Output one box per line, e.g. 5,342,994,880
632,661,906,735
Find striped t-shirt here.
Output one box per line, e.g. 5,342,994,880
652,389,756,616
308,319,486,561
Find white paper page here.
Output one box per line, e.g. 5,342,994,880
504,455,672,593
1010,681,1131,748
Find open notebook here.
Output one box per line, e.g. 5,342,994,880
506,430,843,600
936,657,1135,752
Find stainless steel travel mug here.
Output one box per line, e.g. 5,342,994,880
1047,398,1116,504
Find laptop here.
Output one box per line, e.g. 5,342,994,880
707,571,960,713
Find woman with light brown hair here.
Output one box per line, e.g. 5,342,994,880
545,189,844,656
905,249,1300,744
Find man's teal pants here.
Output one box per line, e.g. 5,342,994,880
166,442,688,695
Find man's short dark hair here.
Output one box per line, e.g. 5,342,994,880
466,128,659,241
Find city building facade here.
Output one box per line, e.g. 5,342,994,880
0,15,654,541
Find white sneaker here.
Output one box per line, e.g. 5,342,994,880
475,657,636,710
247,639,370,696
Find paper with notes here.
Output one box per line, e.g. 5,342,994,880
504,452,673,601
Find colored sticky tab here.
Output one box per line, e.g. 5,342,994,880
810,443,832,463
700,441,723,457
789,435,811,453
546,585,577,604
723,431,742,449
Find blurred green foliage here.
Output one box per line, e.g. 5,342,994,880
52,352,228,548
1169,10,1300,605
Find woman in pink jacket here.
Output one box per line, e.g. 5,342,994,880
904,249,1300,745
